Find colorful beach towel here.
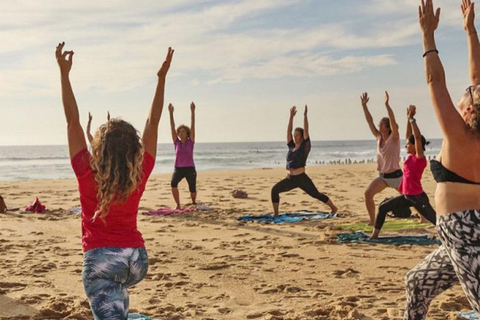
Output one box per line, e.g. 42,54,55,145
458,311,478,320
337,219,432,232
337,231,441,246
142,207,197,216
237,211,337,224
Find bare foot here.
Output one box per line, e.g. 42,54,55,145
367,221,375,226
370,229,380,239
175,205,181,210
419,216,428,223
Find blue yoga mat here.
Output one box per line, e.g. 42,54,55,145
337,231,441,245
458,311,479,319
237,211,337,224
128,314,162,320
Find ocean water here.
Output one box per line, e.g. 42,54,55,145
0,139,443,182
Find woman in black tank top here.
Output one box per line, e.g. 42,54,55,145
270,106,337,217
404,1,480,319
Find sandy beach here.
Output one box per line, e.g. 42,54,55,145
0,163,470,320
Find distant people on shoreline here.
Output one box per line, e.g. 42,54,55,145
271,105,337,217
360,91,402,226
168,102,197,209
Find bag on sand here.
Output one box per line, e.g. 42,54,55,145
381,197,412,218
231,189,248,199
0,195,6,213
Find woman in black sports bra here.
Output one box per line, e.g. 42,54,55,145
271,106,337,217
404,1,480,319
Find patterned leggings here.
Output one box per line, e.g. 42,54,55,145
403,210,480,320
82,247,149,320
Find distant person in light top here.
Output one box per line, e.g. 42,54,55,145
371,105,436,239
86,111,110,144
271,105,337,217
168,102,197,209
360,91,402,226
56,41,174,319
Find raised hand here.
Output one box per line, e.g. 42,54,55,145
290,106,297,118
157,47,174,78
384,91,390,105
304,105,308,116
191,101,196,112
107,111,110,121
419,0,441,35
407,105,417,119
88,112,92,124
361,93,369,106
55,42,74,75
168,103,174,113
462,0,475,32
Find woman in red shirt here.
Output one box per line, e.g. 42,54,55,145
56,42,173,320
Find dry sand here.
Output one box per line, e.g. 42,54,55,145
0,164,471,320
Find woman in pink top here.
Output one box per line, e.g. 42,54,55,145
168,102,197,209
56,42,174,319
361,91,403,225
371,105,436,238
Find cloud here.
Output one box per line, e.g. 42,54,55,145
0,0,462,98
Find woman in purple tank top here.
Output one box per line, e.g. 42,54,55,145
168,102,197,209
360,91,402,226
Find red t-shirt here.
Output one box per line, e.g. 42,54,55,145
71,149,155,252
398,154,427,196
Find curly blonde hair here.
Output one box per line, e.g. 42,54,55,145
90,119,144,222
466,86,480,133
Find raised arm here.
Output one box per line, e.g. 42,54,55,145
107,111,110,121
462,0,480,85
408,107,425,158
303,105,309,139
360,93,380,138
384,91,400,140
86,112,93,144
168,104,177,144
405,105,416,140
190,102,196,143
287,106,296,143
419,0,467,139
56,42,87,159
142,47,174,158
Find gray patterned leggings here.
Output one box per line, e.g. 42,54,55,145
82,247,149,320
403,210,480,320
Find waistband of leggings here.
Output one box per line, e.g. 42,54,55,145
438,209,480,224
379,169,403,179
287,172,307,178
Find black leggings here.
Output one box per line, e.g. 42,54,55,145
171,167,197,193
375,192,436,231
271,173,329,204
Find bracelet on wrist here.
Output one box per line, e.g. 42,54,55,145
423,49,439,57
409,118,416,123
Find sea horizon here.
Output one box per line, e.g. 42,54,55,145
0,139,443,182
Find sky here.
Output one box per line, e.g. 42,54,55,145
0,0,473,145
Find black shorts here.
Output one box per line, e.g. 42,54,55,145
171,167,197,192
